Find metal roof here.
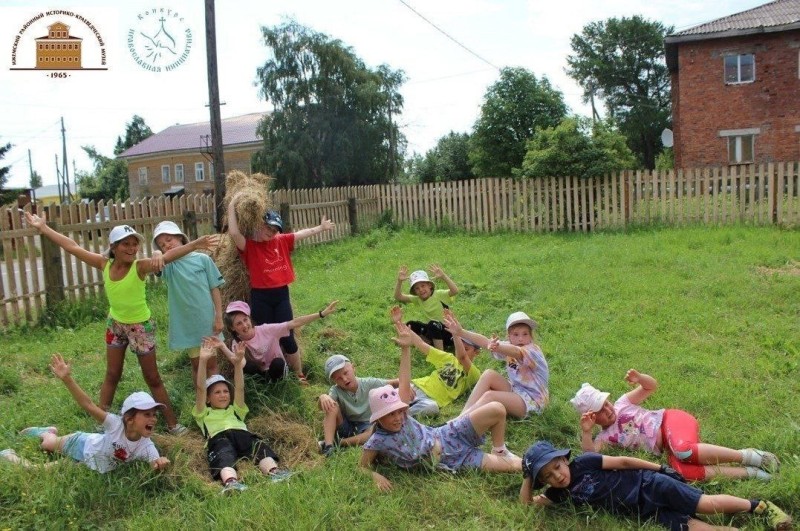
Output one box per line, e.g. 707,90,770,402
667,0,800,41
118,112,267,158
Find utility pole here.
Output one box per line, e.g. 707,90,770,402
205,0,225,231
28,149,36,202
55,154,61,202
60,116,73,202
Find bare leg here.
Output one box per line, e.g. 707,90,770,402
461,370,512,413
696,494,751,515
687,519,737,531
467,401,507,447
322,407,342,445
462,391,527,419
219,466,237,484
100,345,126,411
285,352,303,375
704,465,752,480
696,444,744,465
258,457,278,475
137,352,179,428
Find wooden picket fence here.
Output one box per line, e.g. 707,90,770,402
2,163,798,328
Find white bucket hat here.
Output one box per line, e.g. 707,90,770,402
205,374,234,392
152,220,188,249
120,391,164,415
103,225,144,258
570,383,610,414
505,311,538,331
408,270,434,294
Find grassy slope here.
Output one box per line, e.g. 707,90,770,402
0,225,798,530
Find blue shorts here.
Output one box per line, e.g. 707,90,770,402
61,432,88,462
337,418,372,440
641,472,703,531
434,415,485,471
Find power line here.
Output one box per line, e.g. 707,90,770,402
396,0,500,71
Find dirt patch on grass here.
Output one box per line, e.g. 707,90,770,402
756,261,800,277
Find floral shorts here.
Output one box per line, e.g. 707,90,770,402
105,318,156,355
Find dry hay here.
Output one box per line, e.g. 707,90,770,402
213,170,274,307
153,408,322,484
755,260,800,277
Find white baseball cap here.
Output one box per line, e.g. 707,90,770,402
152,220,188,249
104,225,144,258
505,311,538,331
570,383,610,414
120,391,164,415
325,354,351,381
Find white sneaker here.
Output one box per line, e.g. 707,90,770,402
168,424,189,436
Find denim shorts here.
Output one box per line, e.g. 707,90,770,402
337,417,372,440
61,432,88,462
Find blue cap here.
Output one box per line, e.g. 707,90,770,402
522,441,571,488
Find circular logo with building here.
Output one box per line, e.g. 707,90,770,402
127,8,192,72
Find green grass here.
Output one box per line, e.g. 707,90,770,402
1,224,798,530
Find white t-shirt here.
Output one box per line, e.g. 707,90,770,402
80,413,160,473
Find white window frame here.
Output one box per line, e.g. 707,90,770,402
724,53,755,84
174,163,184,183
161,165,170,183
138,167,148,185
195,162,205,181
719,128,759,165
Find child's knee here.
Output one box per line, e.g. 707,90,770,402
669,440,701,465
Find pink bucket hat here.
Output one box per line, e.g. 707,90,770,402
225,300,251,316
368,384,409,423
570,383,610,414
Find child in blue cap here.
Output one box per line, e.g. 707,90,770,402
519,440,792,530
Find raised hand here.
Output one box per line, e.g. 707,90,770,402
232,341,247,369
429,264,445,279
579,412,597,432
319,215,335,231
625,369,642,386
397,265,409,282
24,211,47,230
390,305,403,324
442,313,462,335
195,233,221,251
487,334,501,352
392,320,414,347
320,300,339,318
49,353,71,380
199,338,217,361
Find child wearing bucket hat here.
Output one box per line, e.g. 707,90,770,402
572,369,779,482
394,264,459,350
444,310,549,421
224,299,339,385
317,354,397,457
359,322,521,491
519,440,793,531
227,191,335,381
152,220,226,390
390,306,481,417
192,338,290,494
24,211,219,435
1,354,170,473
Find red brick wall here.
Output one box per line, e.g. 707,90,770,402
672,30,800,168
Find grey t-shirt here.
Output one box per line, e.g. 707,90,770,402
328,377,389,423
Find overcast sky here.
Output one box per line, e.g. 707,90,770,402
1,0,766,189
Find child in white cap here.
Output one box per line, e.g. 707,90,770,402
571,369,779,481
394,264,459,350
224,299,338,385
359,322,521,491
1,354,170,473
152,220,225,390
25,211,219,435
445,311,549,420
193,337,290,494
317,353,397,457
390,306,481,417
519,440,792,530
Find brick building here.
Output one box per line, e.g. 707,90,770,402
665,0,800,168
36,21,82,70
118,112,267,199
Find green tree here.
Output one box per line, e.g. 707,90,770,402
76,146,128,200
413,132,473,183
518,117,636,179
254,20,405,188
469,67,567,178
29,170,42,190
0,141,13,189
114,115,153,155
566,16,672,169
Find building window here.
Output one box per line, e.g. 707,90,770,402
724,54,754,84
138,167,148,185
195,162,205,181
175,164,184,182
161,165,170,183
727,135,754,164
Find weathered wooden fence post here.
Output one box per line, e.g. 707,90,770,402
348,197,358,235
41,205,65,308
280,203,291,232
182,210,198,240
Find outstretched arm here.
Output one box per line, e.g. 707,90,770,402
359,448,392,491
287,301,338,330
622,369,657,405
195,340,215,411
231,342,246,408
50,354,107,424
393,266,412,303
138,234,220,276
601,455,660,472
430,264,458,297
25,212,105,270
391,306,430,355
392,321,414,404
442,313,491,349
444,309,474,372
226,192,246,251
294,215,334,241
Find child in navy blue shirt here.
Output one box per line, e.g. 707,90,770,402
519,440,792,531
